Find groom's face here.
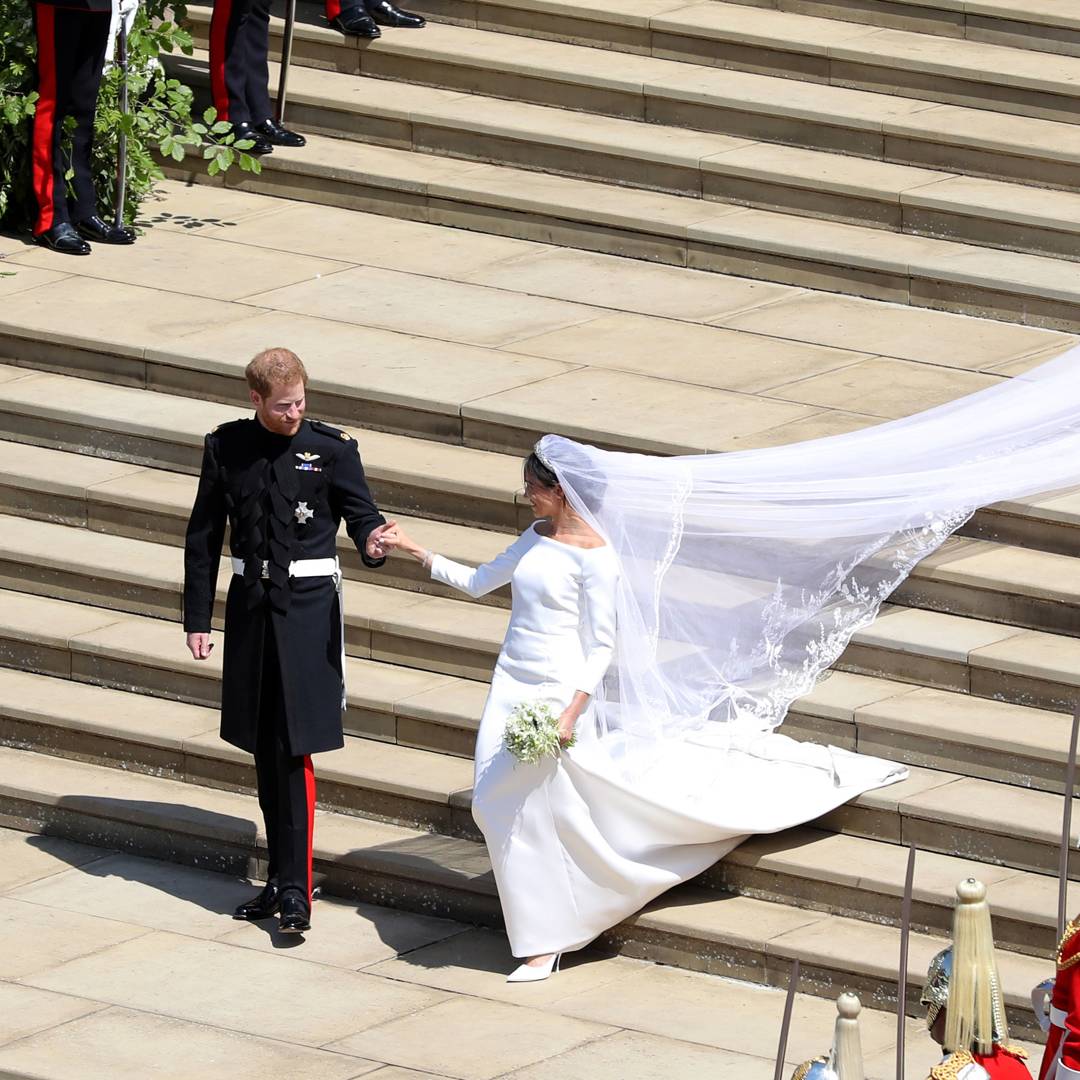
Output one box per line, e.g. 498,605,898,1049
251,379,306,436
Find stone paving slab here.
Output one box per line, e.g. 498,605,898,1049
327,996,616,1079
0,830,108,893
8,229,350,304
24,929,451,1046
716,288,1074,369
504,310,870,394
0,983,107,1049
0,1007,382,1080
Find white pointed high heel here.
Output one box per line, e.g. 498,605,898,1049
506,953,561,983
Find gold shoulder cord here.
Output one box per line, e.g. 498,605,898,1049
1000,1045,1029,1060
1058,918,1080,970
930,1051,975,1080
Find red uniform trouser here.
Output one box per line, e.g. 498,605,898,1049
209,0,271,126
255,621,315,900
31,3,110,236
326,0,365,22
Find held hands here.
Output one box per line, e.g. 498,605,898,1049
366,520,399,560
186,633,213,661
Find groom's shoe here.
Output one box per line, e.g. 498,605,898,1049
233,881,281,920
278,888,312,934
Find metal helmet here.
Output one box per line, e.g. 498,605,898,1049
921,945,953,1032
791,1061,839,1080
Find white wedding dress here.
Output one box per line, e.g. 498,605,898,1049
430,522,906,958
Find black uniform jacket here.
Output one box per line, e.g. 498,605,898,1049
36,0,112,10
183,416,386,756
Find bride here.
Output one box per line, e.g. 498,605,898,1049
378,348,1080,982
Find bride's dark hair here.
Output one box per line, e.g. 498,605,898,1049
524,452,559,490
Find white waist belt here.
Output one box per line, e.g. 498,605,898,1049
231,555,346,709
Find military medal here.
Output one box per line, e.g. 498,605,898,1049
295,452,322,472
294,502,314,524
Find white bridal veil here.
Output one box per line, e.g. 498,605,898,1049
539,347,1080,750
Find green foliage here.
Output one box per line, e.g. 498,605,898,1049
0,0,261,233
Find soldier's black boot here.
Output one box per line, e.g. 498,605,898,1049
76,215,136,245
331,5,381,36
228,121,274,155
365,0,425,26
278,887,311,934
233,880,281,920
35,222,91,256
255,119,306,148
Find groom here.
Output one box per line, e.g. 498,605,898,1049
183,347,393,934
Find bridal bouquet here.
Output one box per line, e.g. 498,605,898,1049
504,701,574,765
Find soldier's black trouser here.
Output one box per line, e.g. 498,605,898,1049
209,0,271,127
255,620,315,901
31,3,111,235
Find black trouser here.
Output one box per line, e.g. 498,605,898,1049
209,0,271,127
255,620,315,900
31,3,110,235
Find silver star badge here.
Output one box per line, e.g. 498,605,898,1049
294,502,314,525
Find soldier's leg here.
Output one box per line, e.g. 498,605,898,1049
210,0,255,126
233,618,285,921
31,5,90,253
66,9,110,227
243,0,272,126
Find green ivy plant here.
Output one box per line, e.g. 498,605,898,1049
0,0,261,234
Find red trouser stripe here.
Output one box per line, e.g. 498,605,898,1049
326,0,343,20
209,0,233,121
303,755,315,902
31,4,58,235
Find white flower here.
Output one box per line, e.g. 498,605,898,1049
503,701,574,765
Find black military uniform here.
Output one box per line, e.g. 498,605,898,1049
184,415,386,929
30,0,136,254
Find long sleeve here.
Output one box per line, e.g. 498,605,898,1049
430,530,535,599
332,439,387,569
575,551,619,695
183,434,227,633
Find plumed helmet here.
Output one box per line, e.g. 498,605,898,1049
791,1060,839,1080
921,880,1009,1053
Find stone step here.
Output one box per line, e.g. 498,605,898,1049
5,587,1080,890
3,664,1078,961
187,9,1080,193
3,363,1077,561
176,134,1080,330
2,514,1079,787
175,51,1080,263
0,741,1053,1034
0,364,532,533
709,0,1080,60
8,487,1080,683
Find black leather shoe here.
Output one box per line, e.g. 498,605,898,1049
35,222,91,256
229,121,274,155
278,888,311,934
233,881,281,920
331,7,380,36
254,118,306,148
365,0,425,26
76,215,136,245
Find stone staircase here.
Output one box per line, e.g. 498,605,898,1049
3,0,1080,1044
0,313,1077,1035
166,0,1080,329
